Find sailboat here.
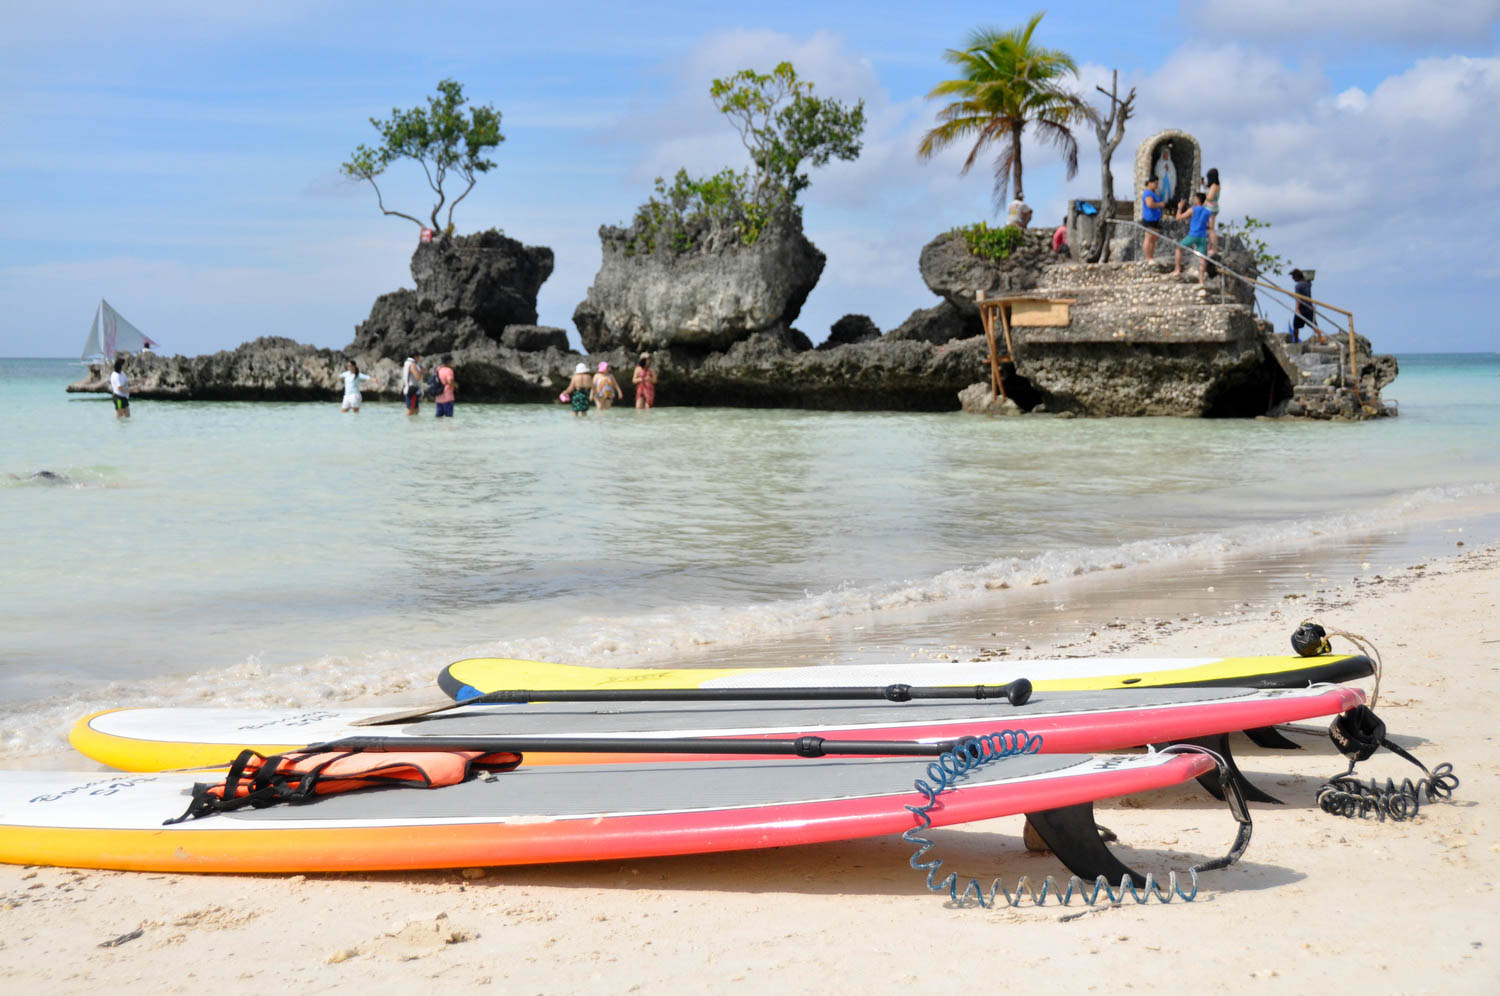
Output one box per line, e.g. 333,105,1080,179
81,299,158,362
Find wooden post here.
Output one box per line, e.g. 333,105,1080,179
978,292,1005,401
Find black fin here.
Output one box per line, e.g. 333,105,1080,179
1023,802,1145,885
1244,725,1302,750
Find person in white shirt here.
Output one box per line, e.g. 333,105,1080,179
338,360,373,413
108,358,130,419
401,353,423,416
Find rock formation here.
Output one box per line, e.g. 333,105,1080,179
821,314,880,349
917,228,1058,319
350,230,554,358
572,212,825,354
884,301,975,345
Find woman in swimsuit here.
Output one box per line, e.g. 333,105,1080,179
633,353,656,409
591,361,622,411
564,362,593,416
1203,168,1221,252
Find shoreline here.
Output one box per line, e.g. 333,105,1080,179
2,542,1497,991
3,495,1497,767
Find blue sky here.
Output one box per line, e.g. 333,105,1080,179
3,0,1497,357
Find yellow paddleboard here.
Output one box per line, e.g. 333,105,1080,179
438,653,1373,699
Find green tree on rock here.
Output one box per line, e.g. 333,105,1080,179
341,79,504,234
710,62,866,212
628,62,865,254
917,12,1085,208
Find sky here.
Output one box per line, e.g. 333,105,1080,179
2,0,1498,358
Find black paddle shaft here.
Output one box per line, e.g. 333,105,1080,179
307,734,972,758
466,679,1033,707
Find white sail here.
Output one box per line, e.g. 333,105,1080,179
81,299,158,361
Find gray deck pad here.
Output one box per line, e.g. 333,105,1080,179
230,753,1089,823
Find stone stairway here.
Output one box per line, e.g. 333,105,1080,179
1014,259,1261,346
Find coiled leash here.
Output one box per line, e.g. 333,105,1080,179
1317,705,1459,822
903,734,1253,908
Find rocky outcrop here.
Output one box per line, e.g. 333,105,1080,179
573,212,825,354
884,300,980,345
68,337,371,401
918,228,1059,317
65,336,577,403
350,230,554,358
500,325,569,352
821,314,880,349
632,333,989,409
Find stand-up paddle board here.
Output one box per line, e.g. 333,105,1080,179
438,654,1373,701
0,749,1217,874
70,685,1364,773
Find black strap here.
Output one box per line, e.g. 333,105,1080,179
1319,707,1459,822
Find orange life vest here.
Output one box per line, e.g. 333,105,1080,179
165,748,522,824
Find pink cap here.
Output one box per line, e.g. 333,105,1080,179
597,361,609,372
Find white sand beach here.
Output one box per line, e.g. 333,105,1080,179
2,542,1497,994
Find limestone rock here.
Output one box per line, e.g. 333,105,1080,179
958,381,1022,415
349,230,554,359
353,290,492,357
409,230,554,332
885,300,981,345
573,211,826,354
821,314,880,349
918,229,1058,317
500,325,570,352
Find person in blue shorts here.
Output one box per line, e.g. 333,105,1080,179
1140,176,1165,261
1172,193,1213,284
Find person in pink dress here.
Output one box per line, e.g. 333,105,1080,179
633,353,657,409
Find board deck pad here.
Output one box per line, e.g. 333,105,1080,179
71,685,1364,772
438,654,1374,702
0,750,1217,873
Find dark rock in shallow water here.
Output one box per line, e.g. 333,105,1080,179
821,314,880,349
885,300,980,345
573,211,825,354
350,230,554,359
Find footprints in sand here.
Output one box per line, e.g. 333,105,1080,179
326,913,479,964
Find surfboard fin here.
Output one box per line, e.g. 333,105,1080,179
1244,725,1303,750
1023,802,1142,884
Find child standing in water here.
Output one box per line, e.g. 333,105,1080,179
564,362,593,416
338,360,372,413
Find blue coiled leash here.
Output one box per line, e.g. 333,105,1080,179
903,732,1253,908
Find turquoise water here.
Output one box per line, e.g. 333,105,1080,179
2,354,1498,755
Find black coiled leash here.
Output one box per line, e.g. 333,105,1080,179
1316,705,1459,822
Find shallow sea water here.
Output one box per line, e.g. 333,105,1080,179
2,353,1497,756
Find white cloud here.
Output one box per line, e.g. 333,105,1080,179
1182,0,1500,45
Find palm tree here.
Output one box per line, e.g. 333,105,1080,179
918,12,1085,210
